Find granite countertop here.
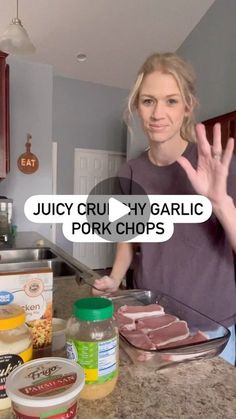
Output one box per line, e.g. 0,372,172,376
79,358,236,419
1,232,236,418
54,278,236,419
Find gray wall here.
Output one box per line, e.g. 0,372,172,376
0,60,128,251
177,0,236,121
0,57,53,239
53,76,128,253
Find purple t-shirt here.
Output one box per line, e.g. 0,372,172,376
119,143,236,326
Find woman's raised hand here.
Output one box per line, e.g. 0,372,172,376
177,123,235,205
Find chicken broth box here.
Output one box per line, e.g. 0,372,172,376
0,267,53,355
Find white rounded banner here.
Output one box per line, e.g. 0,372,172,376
24,194,212,243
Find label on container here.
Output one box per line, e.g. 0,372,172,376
0,347,32,400
0,290,14,305
0,354,23,399
67,337,117,384
13,401,77,419
0,270,53,350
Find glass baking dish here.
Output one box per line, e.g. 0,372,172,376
110,289,230,369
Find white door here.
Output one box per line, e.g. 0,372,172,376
73,149,125,269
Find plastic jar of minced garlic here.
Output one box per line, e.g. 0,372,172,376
0,303,32,411
66,297,119,400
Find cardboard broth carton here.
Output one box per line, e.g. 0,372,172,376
0,267,53,355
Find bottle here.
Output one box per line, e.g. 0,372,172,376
0,303,33,411
66,297,119,400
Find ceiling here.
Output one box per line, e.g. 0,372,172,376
0,0,215,89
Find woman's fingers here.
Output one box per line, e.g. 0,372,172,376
196,122,234,166
211,123,222,158
92,287,105,296
92,277,109,295
195,123,211,156
92,276,118,295
221,137,235,166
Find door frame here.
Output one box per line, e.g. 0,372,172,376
73,147,125,268
51,141,58,243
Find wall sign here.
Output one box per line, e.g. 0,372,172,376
17,134,39,174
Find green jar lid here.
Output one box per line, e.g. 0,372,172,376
73,297,114,321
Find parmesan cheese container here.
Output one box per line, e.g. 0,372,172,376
6,357,85,418
0,268,53,356
0,304,32,411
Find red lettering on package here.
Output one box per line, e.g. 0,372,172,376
13,401,77,419
19,373,76,396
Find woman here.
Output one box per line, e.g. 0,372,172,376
93,53,236,365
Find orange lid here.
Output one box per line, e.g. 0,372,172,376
0,304,26,330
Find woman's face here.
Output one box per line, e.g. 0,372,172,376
137,71,188,145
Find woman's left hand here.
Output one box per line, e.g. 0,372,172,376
177,123,235,205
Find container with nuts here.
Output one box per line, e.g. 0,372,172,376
0,267,53,357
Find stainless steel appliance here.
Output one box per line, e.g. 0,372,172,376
0,196,13,242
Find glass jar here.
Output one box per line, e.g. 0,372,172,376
66,297,119,400
0,303,33,411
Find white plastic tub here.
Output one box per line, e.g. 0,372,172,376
5,357,85,418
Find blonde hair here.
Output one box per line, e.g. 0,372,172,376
125,53,198,142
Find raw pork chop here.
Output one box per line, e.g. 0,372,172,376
148,321,189,347
118,304,164,320
136,314,178,333
121,329,156,350
114,312,135,331
159,330,208,349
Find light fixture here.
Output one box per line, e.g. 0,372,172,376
0,0,35,55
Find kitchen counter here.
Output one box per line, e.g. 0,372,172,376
1,232,236,418
54,277,236,419
79,358,236,419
